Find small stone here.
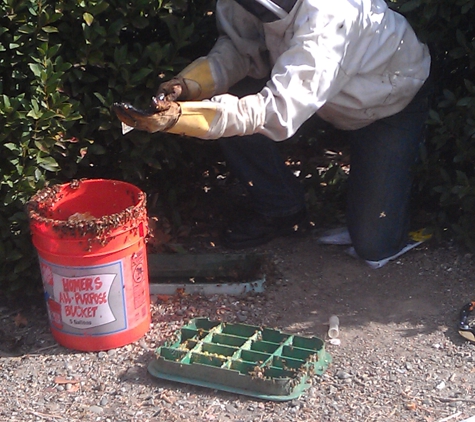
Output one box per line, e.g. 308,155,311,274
237,314,248,322
225,404,236,414
89,405,104,415
336,370,351,380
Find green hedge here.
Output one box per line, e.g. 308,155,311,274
390,0,475,248
0,0,474,294
0,0,216,293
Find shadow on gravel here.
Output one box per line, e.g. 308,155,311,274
246,235,475,346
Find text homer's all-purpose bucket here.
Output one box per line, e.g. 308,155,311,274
27,179,151,351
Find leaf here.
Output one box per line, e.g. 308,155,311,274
89,1,110,15
3,143,21,152
37,156,60,172
83,12,94,26
6,249,23,262
18,24,36,34
28,63,43,78
456,29,467,48
42,26,59,33
456,97,474,107
88,143,107,155
130,67,153,85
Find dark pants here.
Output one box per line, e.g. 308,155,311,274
218,80,431,261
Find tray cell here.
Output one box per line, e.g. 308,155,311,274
271,355,305,371
221,322,259,338
250,340,280,354
178,339,199,351
259,328,290,344
201,342,238,358
238,349,270,364
264,367,296,380
180,327,205,342
158,347,188,362
228,359,258,376
190,351,227,368
281,345,317,361
186,318,221,332
290,336,324,351
210,333,248,348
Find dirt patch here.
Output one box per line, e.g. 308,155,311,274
2,229,475,421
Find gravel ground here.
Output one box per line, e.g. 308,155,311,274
2,235,475,422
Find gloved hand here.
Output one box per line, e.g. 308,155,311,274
113,96,219,138
112,98,181,133
157,77,189,101
157,57,216,101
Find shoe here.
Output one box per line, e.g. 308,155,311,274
346,239,424,269
222,209,308,249
317,227,352,245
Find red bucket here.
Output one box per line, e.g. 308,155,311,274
27,179,151,351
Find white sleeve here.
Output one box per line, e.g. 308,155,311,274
205,0,274,94
206,3,353,140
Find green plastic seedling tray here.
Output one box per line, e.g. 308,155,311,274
148,318,332,401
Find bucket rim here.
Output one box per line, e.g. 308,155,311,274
26,178,147,242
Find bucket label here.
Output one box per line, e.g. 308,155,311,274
55,273,116,328
40,258,131,335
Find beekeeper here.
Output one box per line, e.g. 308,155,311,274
114,0,432,268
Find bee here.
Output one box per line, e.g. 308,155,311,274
249,365,266,380
69,179,81,189
307,353,318,363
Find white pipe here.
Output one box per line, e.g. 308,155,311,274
328,315,340,338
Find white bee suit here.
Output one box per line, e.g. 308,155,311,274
194,0,431,141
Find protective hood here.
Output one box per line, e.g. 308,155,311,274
233,0,297,22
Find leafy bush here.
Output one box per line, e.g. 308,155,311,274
0,0,216,293
389,0,475,249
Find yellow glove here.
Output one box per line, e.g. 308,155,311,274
166,102,217,138
157,57,216,101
